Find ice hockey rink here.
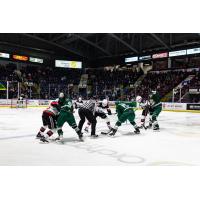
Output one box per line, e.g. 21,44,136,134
0,107,200,166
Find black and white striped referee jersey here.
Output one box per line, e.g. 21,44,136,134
80,100,96,112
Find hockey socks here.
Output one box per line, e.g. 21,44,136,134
74,126,84,142
40,129,54,143
36,126,46,139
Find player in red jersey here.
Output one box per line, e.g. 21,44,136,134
36,100,60,142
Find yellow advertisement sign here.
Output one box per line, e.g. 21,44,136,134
55,60,82,69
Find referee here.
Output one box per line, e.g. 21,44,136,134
78,96,98,137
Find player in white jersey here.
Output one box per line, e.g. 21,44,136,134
136,96,151,129
98,99,112,115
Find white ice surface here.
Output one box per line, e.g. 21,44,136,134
0,108,200,166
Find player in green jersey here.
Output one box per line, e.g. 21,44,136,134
56,93,83,142
102,101,140,136
148,90,162,130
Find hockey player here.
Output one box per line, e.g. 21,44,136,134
74,96,83,109
98,99,112,115
148,90,162,130
36,100,60,143
78,96,83,103
103,101,140,136
84,106,112,133
136,96,151,129
56,93,84,142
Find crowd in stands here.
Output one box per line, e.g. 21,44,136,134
0,64,82,99
175,70,200,103
153,60,168,70
1,62,200,103
136,70,196,100
87,68,143,100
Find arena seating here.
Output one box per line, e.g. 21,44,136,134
136,70,196,101
175,71,200,103
0,63,199,102
87,68,143,100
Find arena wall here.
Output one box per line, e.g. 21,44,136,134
0,99,200,113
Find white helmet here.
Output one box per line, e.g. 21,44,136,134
136,96,142,103
78,97,82,102
102,99,108,107
59,92,65,98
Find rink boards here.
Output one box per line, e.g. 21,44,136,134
0,99,200,113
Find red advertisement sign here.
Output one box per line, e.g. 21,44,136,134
152,52,168,59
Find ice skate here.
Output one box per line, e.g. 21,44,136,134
138,123,147,130
36,132,43,139
78,132,84,142
90,134,98,138
146,122,152,129
55,135,64,143
153,124,160,131
109,128,117,136
40,136,49,143
134,127,140,134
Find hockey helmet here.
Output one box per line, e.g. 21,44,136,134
136,96,142,103
102,99,108,107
